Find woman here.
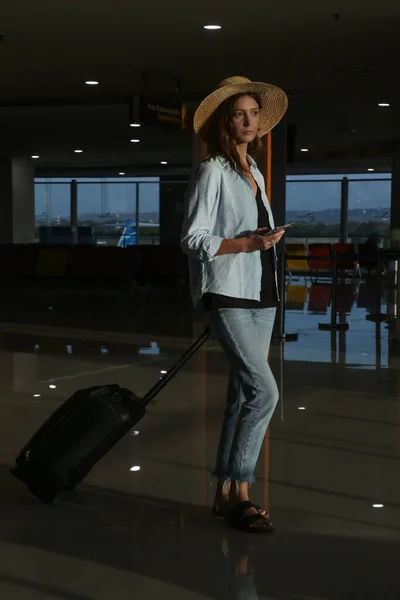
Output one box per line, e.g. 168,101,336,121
181,76,288,533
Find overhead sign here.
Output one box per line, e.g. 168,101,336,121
139,97,189,130
141,98,181,128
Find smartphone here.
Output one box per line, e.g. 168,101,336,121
263,222,296,236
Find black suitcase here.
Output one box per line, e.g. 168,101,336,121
11,327,211,503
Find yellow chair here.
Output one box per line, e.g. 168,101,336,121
36,248,68,278
285,243,309,277
286,284,308,311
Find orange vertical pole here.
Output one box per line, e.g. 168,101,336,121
264,131,272,512
265,132,272,204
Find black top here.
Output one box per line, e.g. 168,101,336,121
203,184,278,311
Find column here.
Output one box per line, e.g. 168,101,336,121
257,122,287,513
70,179,78,244
270,120,287,225
389,151,400,347
0,157,35,243
159,174,190,246
390,151,400,249
340,177,349,243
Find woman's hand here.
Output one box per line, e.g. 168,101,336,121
215,228,285,256
245,227,285,252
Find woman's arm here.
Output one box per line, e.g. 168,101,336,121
181,163,284,260
181,163,225,262
215,238,248,255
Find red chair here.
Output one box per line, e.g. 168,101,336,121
332,243,360,276
308,244,332,276
308,283,331,314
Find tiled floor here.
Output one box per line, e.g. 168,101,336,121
0,280,399,598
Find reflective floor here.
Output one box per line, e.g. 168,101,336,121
0,278,399,599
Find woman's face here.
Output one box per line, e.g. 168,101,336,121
230,95,261,145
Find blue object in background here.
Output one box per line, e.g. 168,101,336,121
118,219,137,247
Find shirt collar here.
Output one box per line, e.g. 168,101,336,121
216,153,257,172
246,155,257,171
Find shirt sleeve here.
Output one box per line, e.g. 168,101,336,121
180,163,224,262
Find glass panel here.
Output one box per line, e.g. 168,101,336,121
79,182,138,247
348,179,391,245
286,180,342,241
34,181,71,242
138,181,160,245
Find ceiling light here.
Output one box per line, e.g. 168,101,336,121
378,103,390,107
31,155,39,159
300,148,309,152
298,406,306,411
372,503,384,508
119,172,125,175
130,139,140,143
74,149,83,153
368,168,374,172
160,370,167,374
130,430,140,436
204,24,222,29
49,384,57,389
130,123,141,128
130,466,141,472
160,161,168,165
85,80,99,85
33,394,41,398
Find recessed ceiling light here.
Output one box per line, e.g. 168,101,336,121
31,155,39,159
160,161,168,165
378,103,390,107
372,503,384,508
33,394,41,398
130,123,141,128
298,406,306,410
74,149,83,153
204,24,222,30
368,168,374,172
85,80,99,85
300,148,309,152
119,172,125,175
130,466,141,472
130,139,140,143
49,384,57,389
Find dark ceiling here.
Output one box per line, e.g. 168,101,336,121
0,0,399,176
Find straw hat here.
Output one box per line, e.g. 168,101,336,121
194,76,288,142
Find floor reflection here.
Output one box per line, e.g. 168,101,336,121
0,281,399,597
283,277,393,367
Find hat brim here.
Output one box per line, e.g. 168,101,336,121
194,81,288,142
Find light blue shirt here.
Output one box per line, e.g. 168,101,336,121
181,154,278,307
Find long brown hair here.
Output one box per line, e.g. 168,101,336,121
206,92,263,174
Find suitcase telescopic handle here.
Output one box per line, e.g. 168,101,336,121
139,327,212,409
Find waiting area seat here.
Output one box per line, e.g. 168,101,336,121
308,243,332,278
286,284,308,311
332,243,361,277
36,248,69,278
308,282,331,314
285,243,309,278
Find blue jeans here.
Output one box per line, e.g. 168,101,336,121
210,307,278,484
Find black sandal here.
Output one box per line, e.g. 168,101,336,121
212,501,266,519
224,501,274,533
